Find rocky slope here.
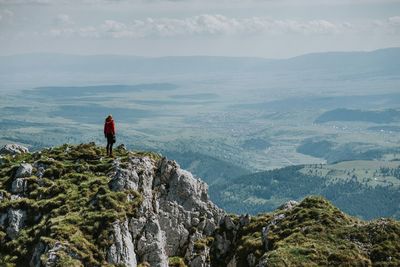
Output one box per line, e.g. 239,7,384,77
0,143,399,267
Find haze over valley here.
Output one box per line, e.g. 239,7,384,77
1,49,400,219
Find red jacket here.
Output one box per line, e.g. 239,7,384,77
104,119,115,135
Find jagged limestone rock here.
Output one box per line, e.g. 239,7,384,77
239,214,251,226
15,163,33,178
247,253,257,266
2,144,398,267
214,232,232,256
6,208,26,239
190,247,210,267
31,241,81,267
227,255,238,267
0,212,7,227
223,215,236,231
136,217,168,267
110,165,140,191
43,242,80,267
278,200,299,211
107,220,137,267
0,144,29,155
30,242,46,267
186,231,211,267
261,213,285,251
11,178,28,193
33,162,47,178
109,156,224,266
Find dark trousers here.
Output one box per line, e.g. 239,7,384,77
106,134,114,155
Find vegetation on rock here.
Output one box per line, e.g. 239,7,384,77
0,143,399,266
209,196,400,266
0,143,153,266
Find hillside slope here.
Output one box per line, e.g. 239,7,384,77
0,143,399,266
212,163,400,219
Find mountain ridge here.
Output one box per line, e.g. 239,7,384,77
0,143,399,266
2,46,399,60
1,47,399,75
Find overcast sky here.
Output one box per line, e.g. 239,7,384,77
0,0,399,58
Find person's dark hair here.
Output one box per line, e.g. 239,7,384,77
105,115,113,122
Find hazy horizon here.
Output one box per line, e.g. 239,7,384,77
2,46,400,59
1,0,400,57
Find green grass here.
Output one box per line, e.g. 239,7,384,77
0,143,154,266
193,236,214,251
1,143,399,266
168,256,187,267
210,196,400,266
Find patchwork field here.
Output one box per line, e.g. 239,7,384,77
1,50,400,218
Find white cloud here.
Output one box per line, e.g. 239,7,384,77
0,8,14,22
387,16,400,27
0,0,52,4
373,16,400,34
48,14,351,39
3,9,14,17
54,14,74,26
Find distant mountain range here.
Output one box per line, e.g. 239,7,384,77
1,47,399,76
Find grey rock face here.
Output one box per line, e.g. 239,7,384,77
30,242,80,267
23,153,226,267
15,163,33,178
30,242,46,267
223,215,236,231
190,246,210,267
136,217,168,267
110,162,140,191
247,253,257,266
11,178,28,193
278,200,299,211
261,213,285,251
109,156,225,266
108,220,137,267
227,256,238,267
6,208,26,239
33,162,47,178
0,212,7,227
239,214,251,226
214,232,232,256
44,242,70,267
0,144,29,155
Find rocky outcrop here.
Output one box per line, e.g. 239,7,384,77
261,213,285,251
0,209,26,241
11,178,28,193
1,144,399,267
107,220,137,267
15,163,33,178
109,156,225,266
0,144,29,155
278,200,298,211
6,209,27,239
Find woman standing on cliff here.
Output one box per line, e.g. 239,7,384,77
104,115,116,157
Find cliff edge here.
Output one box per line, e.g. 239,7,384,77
0,143,399,266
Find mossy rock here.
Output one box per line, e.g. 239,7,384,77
211,196,400,267
0,143,153,266
168,256,187,267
